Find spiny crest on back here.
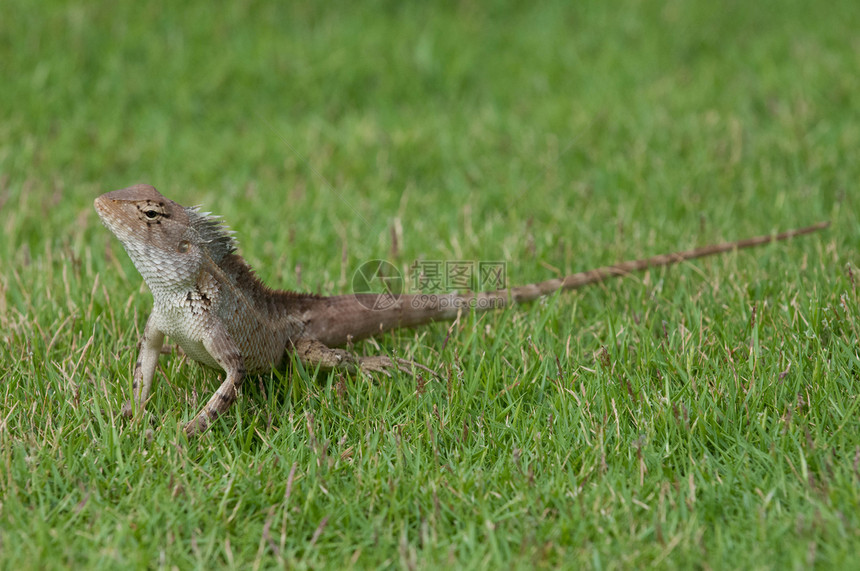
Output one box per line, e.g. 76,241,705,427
185,206,238,261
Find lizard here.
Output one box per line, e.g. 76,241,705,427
94,184,829,436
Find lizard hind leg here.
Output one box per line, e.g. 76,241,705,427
292,337,435,378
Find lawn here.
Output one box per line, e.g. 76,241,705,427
1,0,859,568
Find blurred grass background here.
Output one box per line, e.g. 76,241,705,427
1,0,859,568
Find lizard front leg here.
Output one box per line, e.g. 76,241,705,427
185,322,246,436
292,337,434,376
121,314,165,419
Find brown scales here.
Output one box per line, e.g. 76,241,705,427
94,184,829,436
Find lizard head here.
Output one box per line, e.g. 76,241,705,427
94,184,237,290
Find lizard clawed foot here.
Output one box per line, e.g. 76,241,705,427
184,415,211,437
359,355,437,377
121,400,134,419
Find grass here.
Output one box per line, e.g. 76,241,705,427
1,0,859,568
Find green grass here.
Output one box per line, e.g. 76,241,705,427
2,0,859,568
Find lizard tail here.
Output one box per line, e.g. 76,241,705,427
303,221,829,347
499,220,830,303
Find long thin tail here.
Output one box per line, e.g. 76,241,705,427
501,220,830,303
302,221,829,347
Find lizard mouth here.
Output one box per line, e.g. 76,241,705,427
93,199,111,225
93,196,127,237
93,196,109,218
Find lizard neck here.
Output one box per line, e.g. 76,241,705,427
214,254,320,327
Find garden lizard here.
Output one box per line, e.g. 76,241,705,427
94,184,828,436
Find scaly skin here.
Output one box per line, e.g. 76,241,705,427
94,184,829,436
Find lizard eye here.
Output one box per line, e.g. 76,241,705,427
138,202,169,222
177,240,190,253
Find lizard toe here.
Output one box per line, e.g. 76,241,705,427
358,356,394,377
121,401,134,419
